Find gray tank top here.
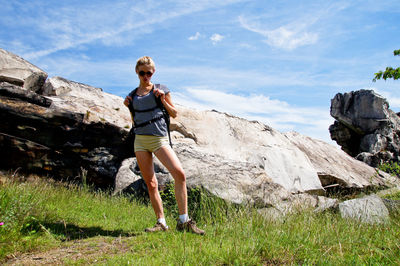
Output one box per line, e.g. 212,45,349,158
128,84,170,136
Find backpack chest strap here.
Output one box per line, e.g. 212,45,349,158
133,114,164,129
133,105,159,113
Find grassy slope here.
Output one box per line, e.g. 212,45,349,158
0,174,399,265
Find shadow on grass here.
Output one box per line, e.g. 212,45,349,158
40,221,139,241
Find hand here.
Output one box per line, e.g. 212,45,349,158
124,96,132,107
154,88,165,102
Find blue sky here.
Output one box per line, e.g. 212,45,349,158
1,0,400,143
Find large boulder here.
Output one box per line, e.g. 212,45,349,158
0,84,130,187
0,49,132,187
171,108,324,194
0,48,48,92
330,89,391,134
339,194,390,224
330,89,400,166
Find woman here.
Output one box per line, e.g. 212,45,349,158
124,56,204,235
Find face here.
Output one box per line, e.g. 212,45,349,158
136,64,154,84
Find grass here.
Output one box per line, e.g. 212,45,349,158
1,172,400,265
384,191,400,200
379,162,400,178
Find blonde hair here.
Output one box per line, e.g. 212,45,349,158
135,56,155,72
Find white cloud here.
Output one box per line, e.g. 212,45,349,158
173,87,333,142
388,97,400,109
158,64,307,90
188,32,202,40
238,43,255,50
210,33,225,45
13,1,245,60
158,61,366,91
263,27,318,51
238,16,318,50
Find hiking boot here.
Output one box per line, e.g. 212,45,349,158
145,222,169,232
176,219,205,235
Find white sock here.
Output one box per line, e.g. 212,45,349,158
179,214,189,223
157,218,167,227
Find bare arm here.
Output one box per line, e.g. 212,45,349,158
123,96,132,107
123,96,134,123
154,89,178,118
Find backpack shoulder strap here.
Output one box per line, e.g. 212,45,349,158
154,84,162,107
154,83,172,147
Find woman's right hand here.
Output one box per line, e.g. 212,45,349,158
124,96,132,107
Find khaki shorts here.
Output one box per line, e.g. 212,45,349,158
134,135,170,153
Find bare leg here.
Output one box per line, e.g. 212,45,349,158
155,146,188,215
135,151,164,219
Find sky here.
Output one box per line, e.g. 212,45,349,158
1,0,400,143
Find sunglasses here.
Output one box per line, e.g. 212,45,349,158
138,71,153,77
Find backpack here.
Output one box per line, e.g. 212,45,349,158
126,84,172,148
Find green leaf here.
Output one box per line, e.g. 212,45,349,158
373,49,399,81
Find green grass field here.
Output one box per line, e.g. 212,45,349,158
1,173,399,265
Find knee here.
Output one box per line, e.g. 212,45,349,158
172,168,186,183
144,177,158,192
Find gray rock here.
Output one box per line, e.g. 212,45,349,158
114,158,141,194
339,194,389,224
43,76,132,129
258,195,336,220
0,81,131,187
172,106,325,195
314,196,339,213
0,82,52,107
0,48,47,92
355,152,382,168
330,89,390,134
180,142,302,207
330,89,400,167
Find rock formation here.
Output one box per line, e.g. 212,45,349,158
330,89,400,167
0,82,131,187
1,48,399,215
0,49,132,187
0,48,47,92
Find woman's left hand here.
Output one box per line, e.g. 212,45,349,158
154,89,177,118
154,88,166,102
